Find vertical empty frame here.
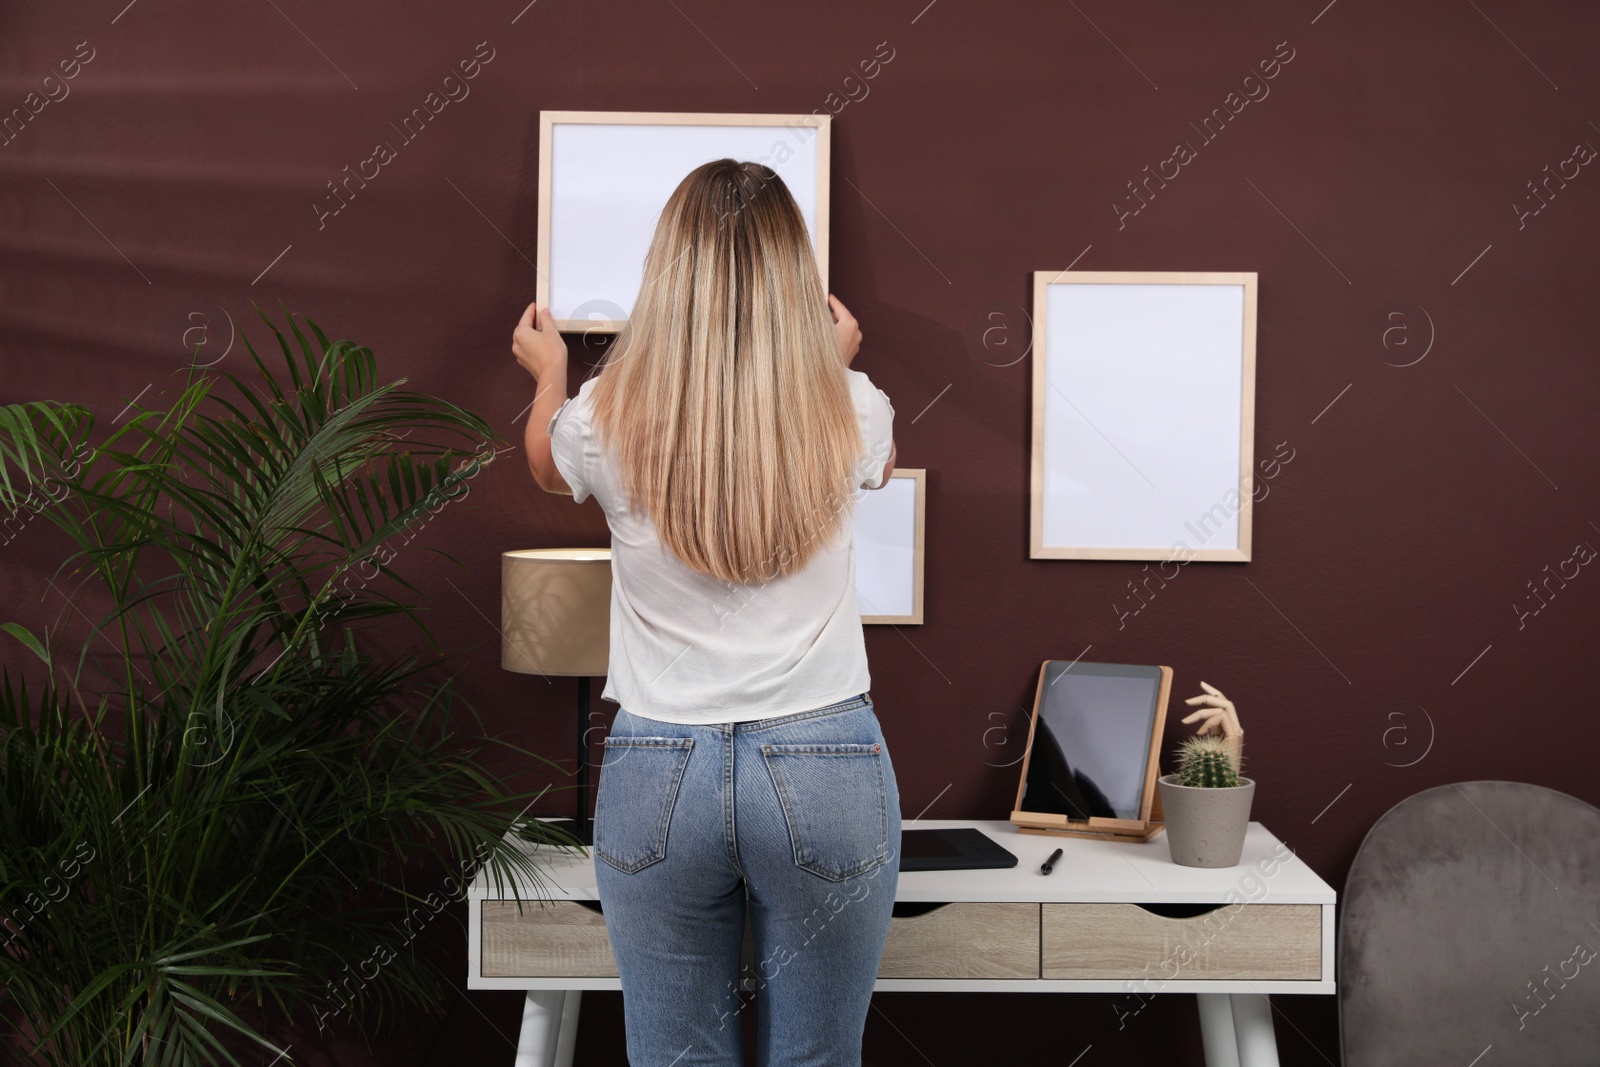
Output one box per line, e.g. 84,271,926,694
1030,271,1258,561
854,469,925,624
537,111,831,332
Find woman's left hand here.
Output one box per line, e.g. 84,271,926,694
512,301,567,382
829,293,861,367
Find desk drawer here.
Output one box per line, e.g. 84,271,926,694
482,900,618,977
1041,903,1320,980
482,899,1042,981
880,902,1039,979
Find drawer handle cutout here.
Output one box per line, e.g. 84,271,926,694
1134,902,1229,920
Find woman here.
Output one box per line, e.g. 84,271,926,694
510,158,902,1066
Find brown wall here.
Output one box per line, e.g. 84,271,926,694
5,1,1599,1063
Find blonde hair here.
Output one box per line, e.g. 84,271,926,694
589,159,860,585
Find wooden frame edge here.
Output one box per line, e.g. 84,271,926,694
1009,661,1051,816
813,112,832,298
1029,270,1258,562
542,110,830,128
536,112,555,319
1030,545,1250,563
1138,665,1174,824
1029,272,1050,559
1237,272,1258,561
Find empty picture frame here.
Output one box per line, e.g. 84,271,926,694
537,111,832,332
1030,271,1258,561
853,468,925,624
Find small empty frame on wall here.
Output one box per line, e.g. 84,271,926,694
853,469,925,624
1030,271,1258,561
537,111,832,333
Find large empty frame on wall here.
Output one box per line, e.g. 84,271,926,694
853,469,925,624
1030,271,1258,561
537,111,831,332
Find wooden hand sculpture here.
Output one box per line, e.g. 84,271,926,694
1181,681,1243,774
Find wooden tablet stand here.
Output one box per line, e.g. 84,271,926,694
1011,792,1166,844
1009,662,1173,844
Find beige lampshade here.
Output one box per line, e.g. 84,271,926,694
501,548,612,677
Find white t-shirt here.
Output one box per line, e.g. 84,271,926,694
547,369,896,725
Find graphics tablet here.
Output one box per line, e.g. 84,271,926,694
898,828,1019,872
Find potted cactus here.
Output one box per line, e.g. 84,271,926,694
1158,734,1256,868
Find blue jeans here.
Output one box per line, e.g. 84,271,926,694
592,692,901,1067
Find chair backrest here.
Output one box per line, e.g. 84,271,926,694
1339,780,1600,1066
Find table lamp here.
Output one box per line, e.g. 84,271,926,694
501,548,612,845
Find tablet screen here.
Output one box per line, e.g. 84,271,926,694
1019,662,1163,821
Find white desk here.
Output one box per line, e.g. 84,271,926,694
467,818,1335,1066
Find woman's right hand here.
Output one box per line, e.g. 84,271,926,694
829,293,861,366
511,301,567,384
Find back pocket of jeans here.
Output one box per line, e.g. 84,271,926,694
760,742,889,881
594,737,694,874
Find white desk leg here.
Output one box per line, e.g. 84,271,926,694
515,990,582,1067
1196,993,1241,1067
551,990,582,1067
1228,993,1280,1067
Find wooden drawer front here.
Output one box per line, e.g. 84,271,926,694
1041,903,1320,981
482,900,618,977
879,903,1040,979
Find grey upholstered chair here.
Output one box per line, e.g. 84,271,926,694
1339,780,1600,1065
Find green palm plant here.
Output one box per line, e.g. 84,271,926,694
0,308,578,1066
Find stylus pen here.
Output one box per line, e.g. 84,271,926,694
1040,847,1063,875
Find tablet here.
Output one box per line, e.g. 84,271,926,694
1011,661,1172,841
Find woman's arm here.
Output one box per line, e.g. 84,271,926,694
833,293,897,488
830,293,860,366
878,440,896,484
512,301,573,495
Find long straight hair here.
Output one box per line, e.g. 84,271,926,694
589,159,861,585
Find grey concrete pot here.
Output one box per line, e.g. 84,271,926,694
1158,774,1256,868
